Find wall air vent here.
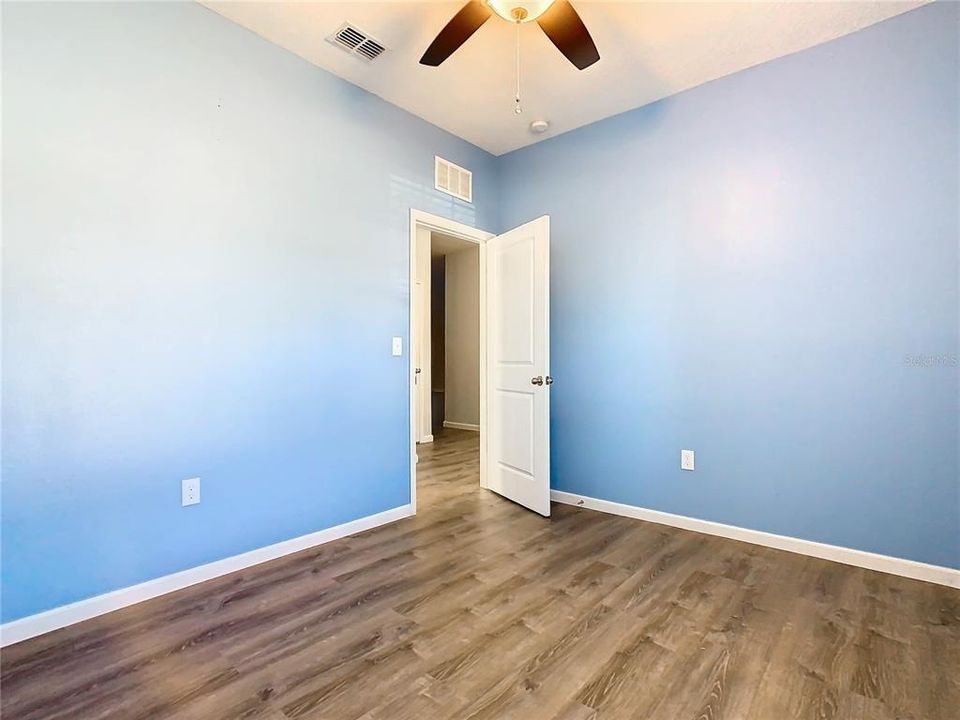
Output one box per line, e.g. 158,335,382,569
435,156,473,203
327,23,387,62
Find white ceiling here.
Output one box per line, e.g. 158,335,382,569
202,1,927,155
431,231,477,256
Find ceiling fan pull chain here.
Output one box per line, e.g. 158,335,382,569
514,20,522,114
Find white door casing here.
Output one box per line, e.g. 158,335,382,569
414,225,432,444
409,209,493,512
414,277,427,443
485,216,550,516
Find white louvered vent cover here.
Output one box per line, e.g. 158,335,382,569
326,23,387,61
435,156,473,203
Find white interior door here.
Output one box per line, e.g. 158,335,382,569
485,216,550,516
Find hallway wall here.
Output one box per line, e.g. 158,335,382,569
444,246,481,428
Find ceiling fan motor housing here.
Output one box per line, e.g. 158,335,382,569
420,1,598,72
487,1,556,24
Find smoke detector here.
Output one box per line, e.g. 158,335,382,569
530,120,550,134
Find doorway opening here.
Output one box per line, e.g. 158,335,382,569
409,210,491,513
428,233,481,437
409,210,552,518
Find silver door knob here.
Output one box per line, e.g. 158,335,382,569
545,376,554,385
531,376,543,386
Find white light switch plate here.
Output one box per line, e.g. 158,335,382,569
182,477,201,506
392,336,403,356
681,450,695,471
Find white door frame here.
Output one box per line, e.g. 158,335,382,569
409,209,494,513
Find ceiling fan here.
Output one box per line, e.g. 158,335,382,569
420,0,600,71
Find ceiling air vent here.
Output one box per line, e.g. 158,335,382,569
327,23,387,62
435,156,473,203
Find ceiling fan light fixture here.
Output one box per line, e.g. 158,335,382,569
486,0,555,23
420,0,597,72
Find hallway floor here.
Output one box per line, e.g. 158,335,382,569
2,429,958,719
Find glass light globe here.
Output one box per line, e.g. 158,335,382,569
487,0,555,23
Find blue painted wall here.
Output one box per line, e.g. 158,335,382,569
499,3,959,569
1,2,498,622
3,1,957,625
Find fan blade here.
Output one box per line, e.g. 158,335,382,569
537,0,599,70
420,1,492,66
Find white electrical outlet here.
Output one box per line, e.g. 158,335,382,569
392,336,403,356
681,450,695,471
182,477,201,506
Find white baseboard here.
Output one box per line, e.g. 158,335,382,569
551,490,960,590
0,504,414,648
442,421,480,432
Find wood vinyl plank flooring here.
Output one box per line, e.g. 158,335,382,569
2,428,958,719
